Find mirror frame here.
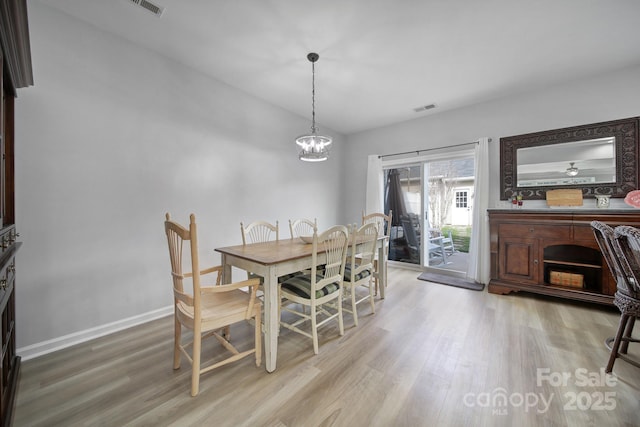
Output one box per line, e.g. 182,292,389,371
500,117,639,200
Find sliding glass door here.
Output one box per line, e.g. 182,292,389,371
384,150,475,274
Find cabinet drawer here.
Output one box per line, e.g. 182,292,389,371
573,225,597,242
499,223,571,239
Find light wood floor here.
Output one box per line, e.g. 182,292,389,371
14,267,640,426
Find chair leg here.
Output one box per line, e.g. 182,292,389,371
606,314,629,373
620,316,636,354
383,258,388,288
373,259,379,296
368,278,376,314
311,305,319,355
338,290,344,336
173,314,181,370
350,284,359,327
191,327,202,396
222,326,231,340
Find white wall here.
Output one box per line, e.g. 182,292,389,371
343,64,640,218
14,3,345,353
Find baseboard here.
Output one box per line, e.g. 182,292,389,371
17,305,173,361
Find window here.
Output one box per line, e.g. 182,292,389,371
456,191,468,208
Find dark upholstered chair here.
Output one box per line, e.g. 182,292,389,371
591,221,640,373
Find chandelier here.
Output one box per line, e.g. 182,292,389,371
565,162,579,177
295,53,332,162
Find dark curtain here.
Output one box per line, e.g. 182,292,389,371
384,169,407,227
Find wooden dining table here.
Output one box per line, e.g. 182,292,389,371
215,235,388,372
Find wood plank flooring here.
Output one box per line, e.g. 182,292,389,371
14,267,640,426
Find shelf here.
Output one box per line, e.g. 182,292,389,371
543,259,602,269
543,283,588,292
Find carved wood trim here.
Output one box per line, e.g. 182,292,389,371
500,117,640,200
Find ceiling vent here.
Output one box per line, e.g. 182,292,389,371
413,104,437,113
127,0,164,17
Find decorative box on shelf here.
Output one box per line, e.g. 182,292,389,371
549,271,584,288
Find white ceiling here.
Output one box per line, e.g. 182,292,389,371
38,0,640,135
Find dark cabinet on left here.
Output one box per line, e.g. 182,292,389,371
0,226,19,426
0,0,33,425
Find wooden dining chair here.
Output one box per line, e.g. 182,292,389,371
289,218,317,239
605,224,640,372
279,225,349,354
165,213,262,396
241,219,298,286
362,210,393,294
241,220,279,245
342,222,378,326
240,220,278,283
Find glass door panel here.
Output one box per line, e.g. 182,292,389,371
424,156,474,273
385,166,422,266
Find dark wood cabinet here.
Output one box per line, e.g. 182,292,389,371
0,0,32,425
0,227,19,427
488,210,640,306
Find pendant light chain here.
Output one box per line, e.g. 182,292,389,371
311,60,317,133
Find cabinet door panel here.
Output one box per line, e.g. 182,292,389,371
499,237,539,284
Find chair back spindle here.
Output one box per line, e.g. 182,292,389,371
289,218,317,239
241,220,279,245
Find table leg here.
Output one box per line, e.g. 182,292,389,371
263,267,279,372
221,254,232,284
378,244,386,299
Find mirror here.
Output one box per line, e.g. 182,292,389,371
500,117,639,200
517,137,615,187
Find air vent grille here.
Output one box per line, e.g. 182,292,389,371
128,0,164,17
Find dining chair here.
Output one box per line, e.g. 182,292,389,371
165,213,262,396
241,219,298,285
362,210,393,295
279,225,349,354
605,224,640,372
342,222,378,326
289,218,317,240
241,220,279,245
